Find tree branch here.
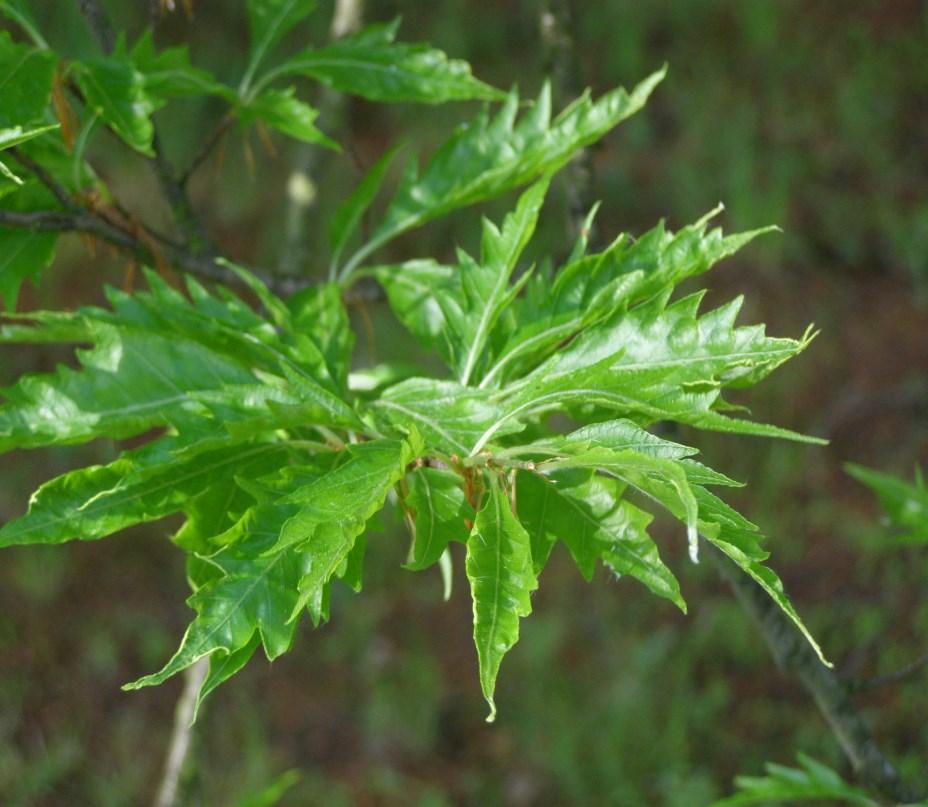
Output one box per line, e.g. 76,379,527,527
0,208,304,293
152,658,208,807
850,651,928,693
709,547,925,804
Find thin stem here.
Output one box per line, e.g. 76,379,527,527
850,652,928,693
0,208,310,294
178,114,234,187
152,657,209,807
2,5,49,49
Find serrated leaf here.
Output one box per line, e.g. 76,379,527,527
266,19,503,104
240,87,338,149
286,280,354,392
345,68,665,275
482,209,777,388
74,46,155,155
517,469,685,611
125,530,313,690
0,227,57,310
371,377,520,457
473,290,820,455
329,144,401,266
697,486,829,666
405,466,473,570
377,179,547,384
846,463,928,544
540,446,701,563
0,32,56,126
129,30,233,103
374,258,454,348
466,473,537,721
0,437,285,548
0,324,260,451
273,435,421,556
709,752,879,807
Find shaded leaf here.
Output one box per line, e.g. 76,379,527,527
267,19,503,104
405,466,472,570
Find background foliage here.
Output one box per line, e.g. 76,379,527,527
0,1,925,805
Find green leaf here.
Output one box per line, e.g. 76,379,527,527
466,473,537,722
0,31,56,126
371,377,520,457
74,46,155,155
344,68,665,277
540,446,701,563
846,463,928,544
0,323,264,451
0,227,57,310
272,436,421,562
125,530,313,690
378,179,548,383
482,208,777,388
517,469,685,610
710,752,879,807
0,437,286,548
265,19,503,104
405,466,473,570
329,144,401,267
0,123,60,152
473,290,820,456
697,486,830,667
129,31,234,103
243,0,317,93
239,87,338,149
374,258,455,348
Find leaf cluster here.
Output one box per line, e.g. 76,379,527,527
0,0,827,720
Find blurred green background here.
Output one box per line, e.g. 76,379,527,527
1,1,926,805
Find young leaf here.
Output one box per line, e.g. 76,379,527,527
74,46,155,155
343,68,665,277
405,466,473,570
466,473,537,722
129,31,234,103
371,378,520,457
0,227,56,309
696,486,830,666
242,0,317,94
0,31,56,126
263,19,504,104
517,469,685,610
482,210,777,388
239,87,338,149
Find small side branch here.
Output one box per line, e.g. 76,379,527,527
152,658,209,807
850,651,928,693
709,547,924,804
0,208,309,294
